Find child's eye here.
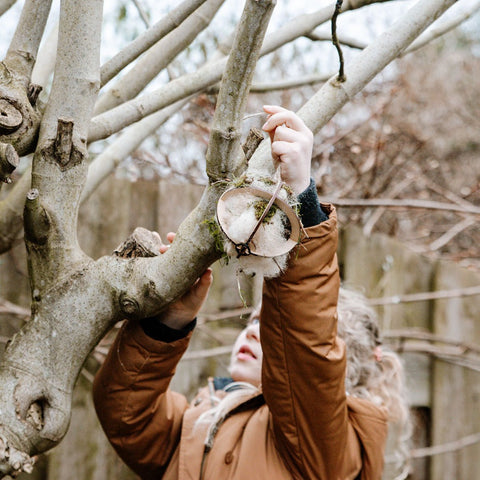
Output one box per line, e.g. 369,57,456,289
249,317,260,326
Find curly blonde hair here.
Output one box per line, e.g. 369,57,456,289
337,287,412,478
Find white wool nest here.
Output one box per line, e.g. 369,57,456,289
217,179,297,278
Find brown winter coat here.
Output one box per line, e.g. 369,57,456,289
93,205,388,480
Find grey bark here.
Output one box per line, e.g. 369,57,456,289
100,0,208,87
95,0,224,114
0,0,51,157
0,0,15,16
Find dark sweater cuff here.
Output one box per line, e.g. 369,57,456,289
297,178,328,227
140,317,197,342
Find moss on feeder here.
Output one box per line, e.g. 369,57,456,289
252,200,278,223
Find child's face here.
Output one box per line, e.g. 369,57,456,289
229,316,262,387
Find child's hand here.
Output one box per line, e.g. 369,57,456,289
262,105,313,195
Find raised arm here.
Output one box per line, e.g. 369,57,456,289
93,249,213,478
260,108,351,479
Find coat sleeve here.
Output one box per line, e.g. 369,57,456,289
93,320,191,479
261,205,354,479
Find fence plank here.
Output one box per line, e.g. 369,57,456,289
431,260,480,480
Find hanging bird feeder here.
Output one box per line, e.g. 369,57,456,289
216,180,301,259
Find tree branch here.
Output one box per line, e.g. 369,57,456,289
305,31,367,50
205,0,274,182
318,197,480,215
100,0,208,87
206,73,332,94
408,433,480,459
426,217,477,252
131,0,150,28
88,1,390,142
4,0,53,82
297,0,458,134
0,297,30,319
368,285,480,306
0,0,50,158
0,166,31,253
0,0,16,16
95,0,224,114
0,0,103,474
403,0,480,56
82,98,190,202
27,0,102,278
31,21,59,89
0,142,19,185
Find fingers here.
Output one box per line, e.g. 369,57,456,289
262,105,308,134
182,268,213,316
270,140,301,159
272,124,302,144
188,268,213,301
260,105,313,195
159,232,176,254
197,268,213,291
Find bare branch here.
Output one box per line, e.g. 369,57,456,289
206,0,274,182
367,285,480,306
28,0,102,267
305,31,367,50
403,0,480,56
331,0,346,82
0,166,31,253
4,0,53,81
409,433,480,459
31,21,59,89
0,298,30,319
427,217,477,252
0,0,16,16
362,175,415,236
383,329,480,355
318,197,480,216
100,0,208,87
131,0,150,28
206,73,332,94
89,55,227,142
88,2,371,142
96,0,224,114
297,0,459,134
82,98,190,202
0,0,51,158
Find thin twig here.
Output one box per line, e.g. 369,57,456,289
362,170,414,236
331,0,346,82
368,285,480,306
385,432,480,462
402,0,480,57
306,31,366,50
427,217,477,252
131,0,150,28
384,329,480,355
320,197,480,216
0,299,30,318
198,307,253,323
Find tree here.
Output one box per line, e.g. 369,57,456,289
0,0,476,476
